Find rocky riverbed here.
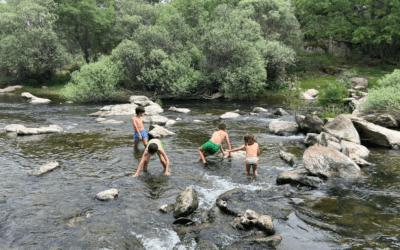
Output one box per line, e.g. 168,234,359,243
1,92,400,249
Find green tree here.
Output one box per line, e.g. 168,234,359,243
0,0,67,81
292,0,400,58
55,0,116,63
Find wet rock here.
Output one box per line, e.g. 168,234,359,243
269,121,298,136
253,107,269,113
207,206,222,223
173,217,194,226
341,140,369,159
303,145,361,178
159,204,174,213
322,115,360,144
193,120,205,123
174,186,199,218
297,115,324,134
0,85,23,93
257,215,275,235
327,141,342,152
361,113,398,128
279,150,295,165
21,92,51,104
148,124,176,138
14,124,64,135
129,95,153,106
276,168,323,188
150,115,169,125
165,120,177,127
352,77,369,90
95,118,107,122
29,162,60,177
195,240,219,250
169,106,191,114
96,188,118,201
274,108,289,116
249,112,260,116
305,89,319,97
349,116,400,149
220,112,240,119
176,117,182,121
98,119,124,124
245,235,282,248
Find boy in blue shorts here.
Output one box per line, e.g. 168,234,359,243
132,106,149,147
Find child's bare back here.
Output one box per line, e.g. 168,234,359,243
210,130,228,146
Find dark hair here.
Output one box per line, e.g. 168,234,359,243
148,143,158,154
135,106,145,115
244,133,257,145
218,123,226,130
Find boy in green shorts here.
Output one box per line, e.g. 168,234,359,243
198,123,232,163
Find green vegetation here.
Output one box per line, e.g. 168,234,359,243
282,79,308,111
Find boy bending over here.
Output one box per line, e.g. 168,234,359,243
198,123,232,163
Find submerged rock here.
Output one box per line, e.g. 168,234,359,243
220,112,240,119
253,107,269,113
322,115,360,144
169,106,191,114
21,92,51,104
96,189,119,201
269,121,298,136
0,85,23,93
245,235,282,248
173,186,199,218
303,145,361,178
274,108,289,116
193,119,205,123
29,162,60,177
148,124,175,138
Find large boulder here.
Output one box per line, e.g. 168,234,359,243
173,186,199,218
129,95,153,106
269,121,298,136
322,115,360,144
29,162,60,177
351,77,369,90
297,114,324,134
0,85,23,93
220,112,240,119
96,189,119,201
148,125,175,138
277,168,324,188
169,106,191,114
303,145,361,178
349,116,400,149
274,108,289,116
150,115,169,125
340,140,370,159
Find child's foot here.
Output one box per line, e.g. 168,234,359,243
253,171,258,176
245,171,250,175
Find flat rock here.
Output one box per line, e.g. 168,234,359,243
29,162,60,177
21,92,51,104
21,92,36,98
341,140,369,159
148,124,175,138
349,116,400,149
253,107,269,113
303,145,361,178
0,85,23,93
165,120,177,127
99,119,124,124
173,186,199,218
129,95,154,106
305,89,319,97
88,103,163,117
276,168,323,188
220,112,240,119
361,113,398,128
274,108,289,116
169,106,191,114
16,125,64,135
269,121,298,136
323,115,360,144
352,77,369,90
96,189,119,201
150,115,169,125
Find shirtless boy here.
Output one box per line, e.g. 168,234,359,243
132,138,170,177
198,123,232,163
227,133,260,176
132,106,149,147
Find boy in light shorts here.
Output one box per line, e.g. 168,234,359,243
227,133,260,176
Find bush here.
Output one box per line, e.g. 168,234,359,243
60,57,123,102
319,105,350,119
337,70,357,89
318,82,348,106
377,69,400,87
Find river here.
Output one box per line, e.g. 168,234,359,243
0,93,399,250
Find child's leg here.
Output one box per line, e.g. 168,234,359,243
142,138,148,147
245,163,251,175
198,147,207,163
134,141,140,147
252,162,258,176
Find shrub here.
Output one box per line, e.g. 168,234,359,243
318,82,348,106
60,57,122,102
337,70,357,89
319,105,350,119
377,69,400,87
363,86,400,113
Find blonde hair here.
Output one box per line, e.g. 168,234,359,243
244,133,257,145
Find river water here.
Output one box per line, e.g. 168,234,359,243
0,93,399,250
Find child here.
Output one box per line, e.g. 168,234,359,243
132,106,149,147
132,136,170,178
227,133,260,176
198,123,232,163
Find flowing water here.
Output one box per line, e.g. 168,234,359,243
0,93,399,250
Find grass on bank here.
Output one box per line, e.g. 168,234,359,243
14,84,65,97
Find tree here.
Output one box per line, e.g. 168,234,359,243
0,0,67,81
55,0,116,63
292,0,400,58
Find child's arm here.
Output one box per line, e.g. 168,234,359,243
159,150,171,176
132,154,147,178
131,118,142,140
227,145,245,152
257,144,260,156
225,134,232,157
